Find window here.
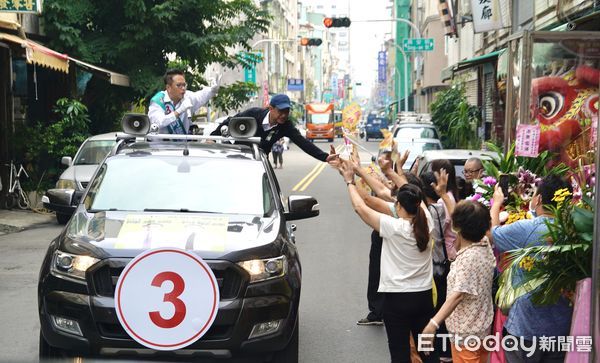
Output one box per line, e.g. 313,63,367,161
87,156,270,215
74,140,116,165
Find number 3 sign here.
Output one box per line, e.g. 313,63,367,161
115,248,219,350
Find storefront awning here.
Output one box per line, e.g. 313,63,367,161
68,57,130,87
0,32,130,86
441,49,506,81
0,32,69,73
0,13,20,30
454,49,505,71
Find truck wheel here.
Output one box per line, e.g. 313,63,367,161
327,138,333,142
269,317,298,363
56,213,70,225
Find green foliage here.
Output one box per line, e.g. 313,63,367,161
502,191,594,305
482,141,570,178
43,0,271,97
429,86,480,149
20,99,91,191
42,0,271,131
211,82,259,114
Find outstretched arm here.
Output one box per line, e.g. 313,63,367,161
339,160,381,231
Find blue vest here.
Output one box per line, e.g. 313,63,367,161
150,91,187,134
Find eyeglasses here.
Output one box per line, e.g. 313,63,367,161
174,82,187,89
462,168,482,176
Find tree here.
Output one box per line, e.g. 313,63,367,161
43,0,270,129
429,86,481,149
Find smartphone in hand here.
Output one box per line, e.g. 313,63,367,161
499,174,510,200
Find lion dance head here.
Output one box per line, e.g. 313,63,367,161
530,64,599,167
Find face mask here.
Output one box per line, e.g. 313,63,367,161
529,199,537,218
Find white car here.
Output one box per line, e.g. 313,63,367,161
42,132,117,224
412,149,498,178
395,138,443,171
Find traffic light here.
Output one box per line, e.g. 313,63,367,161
300,37,322,47
323,17,351,28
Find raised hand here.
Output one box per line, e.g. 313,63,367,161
493,183,505,207
432,168,449,197
378,152,393,173
397,149,410,171
326,144,341,167
339,159,355,182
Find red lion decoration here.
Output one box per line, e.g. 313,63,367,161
530,64,599,166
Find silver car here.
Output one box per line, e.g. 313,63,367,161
42,132,117,224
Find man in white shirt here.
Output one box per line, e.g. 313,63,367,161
148,69,219,134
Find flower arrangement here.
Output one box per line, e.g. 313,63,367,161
501,180,595,305
468,176,497,207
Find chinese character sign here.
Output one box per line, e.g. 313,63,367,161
470,0,504,33
378,51,387,83
0,0,40,13
515,124,540,157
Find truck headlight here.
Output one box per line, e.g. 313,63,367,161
56,179,76,189
237,256,287,283
50,251,99,283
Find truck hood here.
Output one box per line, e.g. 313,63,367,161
60,209,282,260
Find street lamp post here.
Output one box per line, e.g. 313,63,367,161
392,43,409,115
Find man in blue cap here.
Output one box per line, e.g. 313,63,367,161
212,94,338,163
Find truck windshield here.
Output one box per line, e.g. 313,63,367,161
308,114,331,125
86,156,271,215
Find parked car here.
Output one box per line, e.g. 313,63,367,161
392,120,439,141
412,149,498,178
365,114,389,141
395,138,443,171
42,133,117,224
38,120,317,362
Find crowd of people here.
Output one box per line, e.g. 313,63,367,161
332,151,573,363
147,69,575,363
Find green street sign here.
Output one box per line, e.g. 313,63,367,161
0,0,42,13
244,67,256,84
402,38,434,52
239,51,262,85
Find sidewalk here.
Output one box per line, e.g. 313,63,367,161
0,209,56,235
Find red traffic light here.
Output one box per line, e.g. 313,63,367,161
323,17,351,28
300,38,322,47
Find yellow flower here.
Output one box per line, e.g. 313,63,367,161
519,256,535,271
552,188,571,203
505,210,531,225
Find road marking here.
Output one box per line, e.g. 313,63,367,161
297,163,327,192
292,145,344,192
292,163,323,191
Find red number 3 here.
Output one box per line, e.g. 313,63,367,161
149,271,186,328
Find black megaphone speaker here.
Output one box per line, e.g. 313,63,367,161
121,113,151,136
228,117,257,139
